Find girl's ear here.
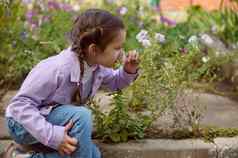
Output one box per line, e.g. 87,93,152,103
88,43,101,56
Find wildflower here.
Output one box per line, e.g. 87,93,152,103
22,0,33,4
25,10,39,29
231,42,238,49
48,1,60,10
200,34,213,45
42,15,50,23
138,6,145,17
164,61,173,69
25,10,37,22
180,48,188,55
136,30,149,43
106,0,117,4
12,40,17,48
160,16,176,26
202,56,210,63
211,25,218,34
154,33,166,44
73,4,80,11
118,6,128,15
141,39,151,48
188,35,198,44
20,31,28,41
60,3,73,12
136,30,151,48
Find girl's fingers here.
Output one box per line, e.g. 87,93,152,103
125,54,130,64
130,51,139,64
131,50,138,60
66,135,78,146
132,52,137,61
135,52,139,61
65,143,77,153
63,148,72,155
124,50,140,64
65,120,74,132
128,51,134,62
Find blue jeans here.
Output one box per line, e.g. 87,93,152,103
6,104,101,158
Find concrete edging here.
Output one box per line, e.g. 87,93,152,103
1,137,238,158
98,137,238,158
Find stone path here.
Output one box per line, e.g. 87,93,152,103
1,90,238,157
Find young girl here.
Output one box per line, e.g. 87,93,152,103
5,8,139,158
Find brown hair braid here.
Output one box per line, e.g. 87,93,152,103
70,8,125,104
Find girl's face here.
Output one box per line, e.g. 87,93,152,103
95,29,126,67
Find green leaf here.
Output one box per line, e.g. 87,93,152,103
120,130,129,142
110,133,121,143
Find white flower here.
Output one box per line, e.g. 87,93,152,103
119,6,128,15
154,33,166,44
138,6,145,17
22,0,33,4
188,35,198,44
27,3,34,10
200,34,213,45
211,25,218,33
141,39,151,48
106,0,117,4
73,4,80,11
202,56,210,63
231,42,238,49
136,30,151,48
136,29,149,42
164,62,173,69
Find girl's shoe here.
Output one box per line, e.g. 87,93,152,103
2,142,32,158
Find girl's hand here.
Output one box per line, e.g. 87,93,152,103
58,120,78,156
123,50,140,74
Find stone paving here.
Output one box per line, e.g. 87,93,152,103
1,90,238,157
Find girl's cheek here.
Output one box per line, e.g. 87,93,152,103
113,51,120,61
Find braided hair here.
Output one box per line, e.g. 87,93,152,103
70,8,124,104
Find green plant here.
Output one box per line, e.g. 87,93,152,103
216,9,238,44
90,91,152,143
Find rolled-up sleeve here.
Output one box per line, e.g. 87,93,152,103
8,63,65,149
101,66,139,91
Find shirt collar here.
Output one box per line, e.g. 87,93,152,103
67,47,98,83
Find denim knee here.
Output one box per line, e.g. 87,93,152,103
72,106,92,126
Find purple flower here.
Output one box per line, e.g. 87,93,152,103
48,1,61,10
22,0,33,4
42,15,50,23
154,33,166,44
25,10,37,21
12,40,17,48
180,48,188,55
30,22,38,30
25,10,39,28
106,0,117,4
160,16,176,26
60,3,73,12
117,6,128,15
20,31,28,41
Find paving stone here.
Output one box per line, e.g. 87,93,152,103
0,116,10,139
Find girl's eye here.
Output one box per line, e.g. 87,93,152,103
115,48,122,51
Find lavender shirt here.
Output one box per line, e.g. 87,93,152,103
5,47,138,149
